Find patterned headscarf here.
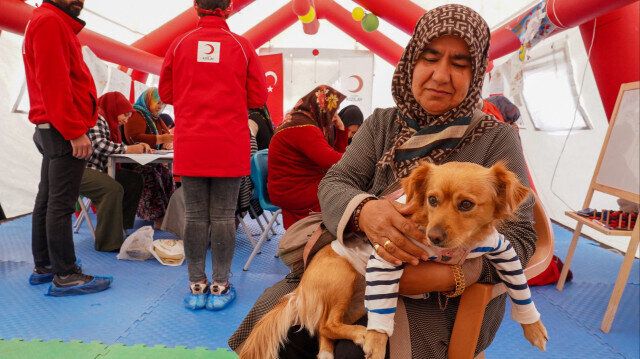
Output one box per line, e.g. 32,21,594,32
133,87,163,136
276,85,346,146
380,5,498,178
97,91,132,143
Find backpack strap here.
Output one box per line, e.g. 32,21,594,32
302,225,325,269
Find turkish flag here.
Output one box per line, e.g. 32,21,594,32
259,54,284,126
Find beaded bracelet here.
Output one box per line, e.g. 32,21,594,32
443,264,466,298
352,197,376,234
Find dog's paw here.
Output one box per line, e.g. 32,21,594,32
363,330,388,359
317,350,334,359
351,325,367,347
522,320,548,351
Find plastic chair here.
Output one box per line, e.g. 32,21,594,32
448,192,554,359
244,149,282,271
73,196,96,240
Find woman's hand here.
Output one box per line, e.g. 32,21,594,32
359,199,428,266
126,143,152,154
162,142,174,150
332,114,345,131
157,133,174,144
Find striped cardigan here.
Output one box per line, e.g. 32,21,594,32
364,230,540,336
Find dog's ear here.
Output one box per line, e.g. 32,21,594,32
402,162,433,214
491,161,530,219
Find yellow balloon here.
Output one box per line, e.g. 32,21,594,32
299,6,316,24
352,7,365,21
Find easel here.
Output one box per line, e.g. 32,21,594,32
556,82,640,333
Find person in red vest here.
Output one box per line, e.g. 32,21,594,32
159,0,267,311
22,0,111,296
267,85,349,229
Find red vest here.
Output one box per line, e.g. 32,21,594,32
22,2,98,140
159,16,268,177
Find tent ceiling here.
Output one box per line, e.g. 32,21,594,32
24,0,537,46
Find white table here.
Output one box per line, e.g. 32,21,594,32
107,153,174,178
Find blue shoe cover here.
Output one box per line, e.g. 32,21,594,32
206,286,236,311
46,275,112,297
184,292,208,310
29,260,82,285
29,272,54,285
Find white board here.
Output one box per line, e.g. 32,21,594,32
596,86,640,197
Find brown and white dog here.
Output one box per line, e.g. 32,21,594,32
239,161,548,359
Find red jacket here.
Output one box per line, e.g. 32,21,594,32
159,16,268,177
22,2,98,140
268,126,349,228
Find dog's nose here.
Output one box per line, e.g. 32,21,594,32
428,227,447,246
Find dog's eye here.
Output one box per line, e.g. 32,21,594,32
458,200,475,211
428,196,438,207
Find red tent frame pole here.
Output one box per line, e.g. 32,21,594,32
127,0,255,81
316,0,403,65
579,2,639,118
488,0,638,60
129,0,254,57
243,2,298,49
0,0,163,75
351,0,424,35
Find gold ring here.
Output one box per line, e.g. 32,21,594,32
383,239,393,251
373,243,381,252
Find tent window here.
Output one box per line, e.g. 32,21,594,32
522,45,591,132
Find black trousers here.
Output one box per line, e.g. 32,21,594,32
278,317,390,359
31,126,86,275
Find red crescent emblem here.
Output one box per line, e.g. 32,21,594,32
348,75,363,93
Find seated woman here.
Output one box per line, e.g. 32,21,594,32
80,92,150,251
338,104,364,144
267,85,348,229
230,5,536,358
124,87,175,228
248,106,275,151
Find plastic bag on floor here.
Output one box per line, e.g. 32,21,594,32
149,239,185,266
117,226,154,261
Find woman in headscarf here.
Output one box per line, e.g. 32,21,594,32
230,5,536,359
267,85,348,229
124,87,175,227
338,104,364,144
248,105,275,151
80,91,149,251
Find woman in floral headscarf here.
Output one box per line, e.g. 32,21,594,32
231,5,537,359
124,87,175,227
267,85,348,228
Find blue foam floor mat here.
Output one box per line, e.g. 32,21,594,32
0,215,638,358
